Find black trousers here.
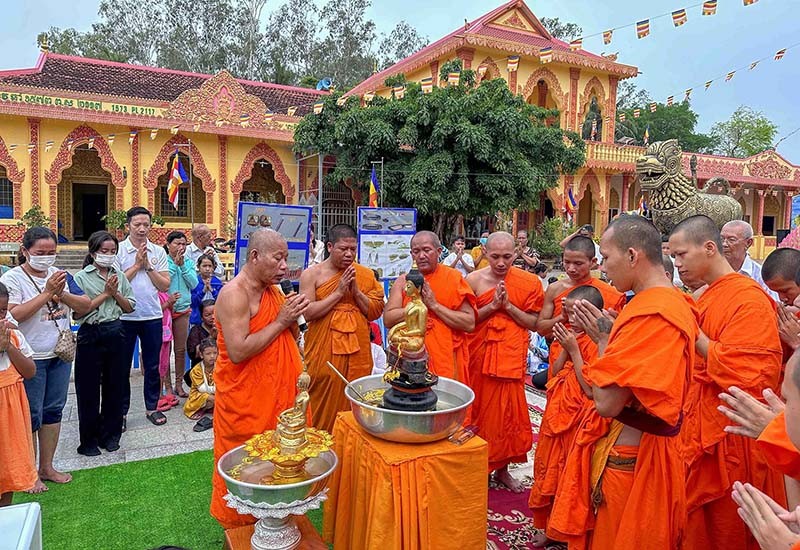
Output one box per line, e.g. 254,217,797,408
74,320,127,448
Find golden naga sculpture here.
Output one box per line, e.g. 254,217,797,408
387,264,427,355
635,139,742,235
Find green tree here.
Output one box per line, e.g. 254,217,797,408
376,21,429,72
615,81,651,111
540,17,583,41
709,106,779,158
293,61,585,234
616,101,717,153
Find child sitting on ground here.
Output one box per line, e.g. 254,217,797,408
184,338,216,432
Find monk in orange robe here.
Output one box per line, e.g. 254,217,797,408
529,284,602,546
536,236,625,368
669,215,785,550
548,215,697,550
466,232,543,492
385,231,476,382
211,229,310,529
300,224,384,433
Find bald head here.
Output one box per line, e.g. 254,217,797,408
670,215,723,252
411,230,441,249
605,215,663,265
192,223,212,247
486,231,515,250
763,248,800,283
247,228,284,257
566,284,604,310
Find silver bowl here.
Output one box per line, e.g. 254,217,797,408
217,446,338,505
345,374,474,443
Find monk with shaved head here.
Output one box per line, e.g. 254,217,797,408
547,215,698,549
670,215,784,550
385,230,476,382
762,248,800,308
211,229,310,528
467,232,543,492
300,223,384,433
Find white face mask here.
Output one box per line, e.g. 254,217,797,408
94,254,116,268
27,255,56,271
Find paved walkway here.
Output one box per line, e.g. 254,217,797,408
54,366,213,473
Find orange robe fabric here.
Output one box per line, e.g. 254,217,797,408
0,332,36,495
529,333,598,529
468,267,543,471
211,287,304,529
549,286,698,550
305,264,384,434
757,412,800,479
402,264,477,382
685,273,785,550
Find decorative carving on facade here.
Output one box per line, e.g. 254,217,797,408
495,11,530,31
45,125,125,190
231,142,294,202
567,68,580,132
164,71,268,126
576,169,606,210
578,76,607,140
0,136,25,219
520,67,566,110
218,135,227,237
607,76,619,143
144,134,215,194
455,47,475,70
475,56,501,84
747,154,793,180
430,60,440,87
131,128,140,206
28,118,41,207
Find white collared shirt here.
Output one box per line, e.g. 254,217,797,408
739,254,780,302
116,238,170,321
186,242,224,278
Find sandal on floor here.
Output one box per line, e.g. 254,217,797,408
146,411,167,426
157,397,172,412
193,416,213,432
166,393,180,406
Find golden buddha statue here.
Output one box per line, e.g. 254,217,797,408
387,264,427,354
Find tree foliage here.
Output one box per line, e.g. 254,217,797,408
293,62,586,231
540,17,583,41
709,106,778,158
616,100,717,153
39,0,427,88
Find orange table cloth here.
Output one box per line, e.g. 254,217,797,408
322,411,488,550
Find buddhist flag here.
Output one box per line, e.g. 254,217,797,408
66,138,74,151
565,188,577,221
167,151,188,210
239,114,250,127
477,64,487,77
27,144,34,154
393,85,406,99
128,131,137,144
775,48,787,60
448,72,460,86
633,108,641,118
743,0,757,5
287,106,297,116
643,124,650,146
604,115,611,124
8,144,15,153
603,30,613,44
569,39,583,51
170,125,180,134
672,9,688,27
421,77,433,94
369,165,380,207
649,102,657,113
107,134,115,146
749,61,759,70
193,123,201,131
666,96,674,106
684,88,693,101
726,71,735,82
539,47,553,64
336,97,347,106
264,111,274,123
619,112,626,122
88,137,95,150
636,20,650,39
705,80,713,90
363,91,375,103
507,55,520,72
703,0,717,15
45,140,53,152
313,102,324,114
150,129,158,140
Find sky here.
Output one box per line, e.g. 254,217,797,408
1,0,799,161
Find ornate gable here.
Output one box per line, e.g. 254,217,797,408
744,150,796,181
164,71,268,127
491,9,537,33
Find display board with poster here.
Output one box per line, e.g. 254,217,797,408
235,202,313,281
357,207,417,280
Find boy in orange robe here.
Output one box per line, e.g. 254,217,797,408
466,232,543,492
211,230,310,529
670,215,785,550
385,231,476,381
300,224,384,433
529,285,602,546
548,215,697,550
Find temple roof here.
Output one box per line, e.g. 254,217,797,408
0,53,326,114
348,0,638,96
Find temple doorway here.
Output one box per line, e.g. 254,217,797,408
241,160,285,204
73,184,108,239
577,188,594,227
57,147,112,241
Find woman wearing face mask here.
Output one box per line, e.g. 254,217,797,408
0,227,91,491
72,231,136,456
165,231,196,398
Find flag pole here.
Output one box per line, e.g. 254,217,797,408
380,157,384,207
188,139,194,226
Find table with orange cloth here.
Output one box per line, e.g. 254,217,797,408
322,412,488,550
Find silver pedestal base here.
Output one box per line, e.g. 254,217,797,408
223,489,328,550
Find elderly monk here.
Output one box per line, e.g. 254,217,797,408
385,231,476,381
300,224,384,433
548,215,697,550
721,220,779,300
466,232,543,492
670,214,785,550
211,229,310,529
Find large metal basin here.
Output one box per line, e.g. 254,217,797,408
217,446,337,506
346,374,474,443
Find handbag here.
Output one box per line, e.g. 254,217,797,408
22,268,77,363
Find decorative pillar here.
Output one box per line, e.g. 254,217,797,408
537,81,547,108
508,62,518,95
607,76,619,143
621,173,631,211
430,61,440,86
218,135,227,236
784,191,793,229
756,189,766,235
568,68,580,132
455,47,475,70
130,128,140,207
28,118,41,212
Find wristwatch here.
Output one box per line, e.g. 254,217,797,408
145,267,154,273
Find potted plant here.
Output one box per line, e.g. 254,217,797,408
16,205,51,229
102,209,165,238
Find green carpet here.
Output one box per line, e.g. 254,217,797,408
14,450,324,550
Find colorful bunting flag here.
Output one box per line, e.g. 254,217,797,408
643,124,650,146
421,77,433,94
603,30,613,45
633,108,641,118
569,39,583,51
129,131,137,144
171,124,180,134
107,134,115,146
477,64,487,77
150,129,158,140
539,47,553,64
66,138,74,151
192,123,201,132
565,188,577,221
604,115,611,124
743,0,757,5
27,144,34,154
393,85,406,99
667,96,674,106
636,20,650,39
684,88,693,101
649,102,657,113
313,102,324,114
336,97,347,106
447,72,460,86
44,140,53,152
264,111,274,123
88,137,95,149
702,0,717,15
705,80,713,90
619,113,626,122
672,9,688,27
8,144,16,153
507,55,520,72
775,48,787,60
287,106,297,116
239,114,250,127
725,71,735,82
363,91,375,103
749,61,759,70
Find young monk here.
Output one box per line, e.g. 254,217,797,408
670,215,785,550
385,231,476,382
300,224,384,433
536,236,625,367
211,229,310,529
548,215,697,550
466,232,543,492
529,285,602,546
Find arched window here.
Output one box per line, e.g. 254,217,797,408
0,166,13,219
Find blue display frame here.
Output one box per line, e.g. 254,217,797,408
357,207,417,281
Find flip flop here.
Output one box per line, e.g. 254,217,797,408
166,393,180,406
146,411,167,426
156,397,172,412
193,416,213,432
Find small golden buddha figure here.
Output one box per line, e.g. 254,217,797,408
274,367,311,455
387,264,427,354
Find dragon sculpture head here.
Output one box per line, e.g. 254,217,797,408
635,139,686,191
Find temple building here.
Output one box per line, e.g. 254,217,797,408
0,0,798,256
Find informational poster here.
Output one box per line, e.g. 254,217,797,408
357,207,417,280
235,202,313,281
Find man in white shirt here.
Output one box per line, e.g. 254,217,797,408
442,236,474,277
720,220,779,301
116,207,171,427
185,224,224,278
